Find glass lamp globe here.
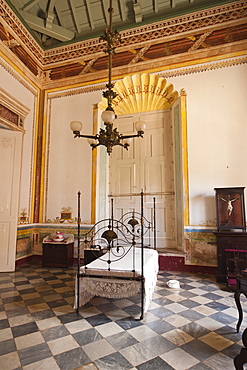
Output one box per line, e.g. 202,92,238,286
135,120,146,132
87,138,98,145
102,109,115,123
122,138,132,146
70,121,82,132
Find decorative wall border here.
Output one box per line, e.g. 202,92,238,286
184,228,217,266
16,223,92,259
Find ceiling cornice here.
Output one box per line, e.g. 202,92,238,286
1,0,247,90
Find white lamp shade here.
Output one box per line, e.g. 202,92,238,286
102,109,115,123
87,138,98,145
135,120,146,132
122,138,132,145
70,121,82,132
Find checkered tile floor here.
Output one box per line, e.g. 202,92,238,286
0,263,246,370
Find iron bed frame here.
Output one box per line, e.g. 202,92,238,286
75,191,157,320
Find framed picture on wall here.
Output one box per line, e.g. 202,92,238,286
60,212,72,220
214,187,246,232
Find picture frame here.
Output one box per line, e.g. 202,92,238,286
214,187,246,232
60,212,72,220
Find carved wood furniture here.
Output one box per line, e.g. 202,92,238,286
214,187,246,232
214,232,247,285
234,272,247,333
234,273,247,369
42,234,74,268
234,328,247,370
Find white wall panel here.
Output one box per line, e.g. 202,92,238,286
171,63,247,226
45,89,102,223
1,63,36,224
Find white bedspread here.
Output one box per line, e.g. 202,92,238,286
75,247,159,313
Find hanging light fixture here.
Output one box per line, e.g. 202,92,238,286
70,0,146,155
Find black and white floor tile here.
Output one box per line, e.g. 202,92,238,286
0,263,246,370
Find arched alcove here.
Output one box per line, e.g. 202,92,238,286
95,73,186,252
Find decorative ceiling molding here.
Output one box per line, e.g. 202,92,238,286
0,0,43,64
46,55,247,100
42,0,247,66
159,55,247,79
188,31,213,52
43,40,247,90
1,1,247,91
128,45,151,65
1,1,246,68
8,0,236,48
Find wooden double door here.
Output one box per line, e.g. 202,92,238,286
109,109,178,250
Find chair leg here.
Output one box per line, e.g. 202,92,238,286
234,329,247,369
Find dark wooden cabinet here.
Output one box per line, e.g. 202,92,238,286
42,242,74,267
214,232,247,284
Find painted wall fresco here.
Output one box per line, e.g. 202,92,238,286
17,224,92,259
185,230,217,266
17,225,218,267
16,237,32,259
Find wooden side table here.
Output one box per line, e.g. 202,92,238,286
42,234,74,267
235,272,247,332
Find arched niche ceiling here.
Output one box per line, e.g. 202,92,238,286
98,73,178,115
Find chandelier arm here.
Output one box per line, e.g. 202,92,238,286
90,143,101,149
74,133,98,140
121,133,144,139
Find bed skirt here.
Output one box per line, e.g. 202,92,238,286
74,273,157,313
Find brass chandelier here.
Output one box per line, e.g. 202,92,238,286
70,0,146,155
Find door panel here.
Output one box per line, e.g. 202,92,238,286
113,163,136,204
0,130,22,271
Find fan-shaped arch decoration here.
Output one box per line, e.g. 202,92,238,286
98,73,178,115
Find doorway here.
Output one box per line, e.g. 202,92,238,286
109,109,179,250
0,129,22,271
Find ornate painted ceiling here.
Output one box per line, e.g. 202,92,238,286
4,0,239,48
1,0,247,89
